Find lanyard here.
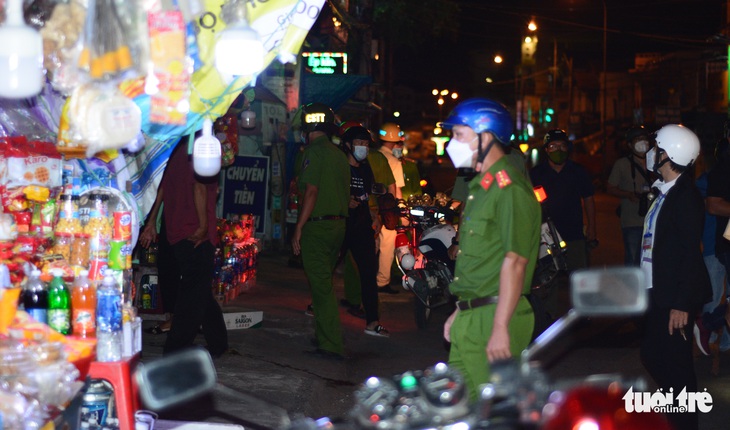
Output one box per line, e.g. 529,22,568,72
645,193,665,231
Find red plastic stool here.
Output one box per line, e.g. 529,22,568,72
87,353,141,430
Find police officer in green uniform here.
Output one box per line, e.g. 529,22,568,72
291,103,350,359
441,98,540,400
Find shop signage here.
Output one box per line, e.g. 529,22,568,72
222,155,270,234
302,52,348,75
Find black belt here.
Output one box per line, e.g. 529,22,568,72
456,296,499,311
309,215,345,222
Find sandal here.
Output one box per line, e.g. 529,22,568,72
144,324,170,335
364,325,390,338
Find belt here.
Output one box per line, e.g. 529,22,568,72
309,215,345,222
456,296,499,311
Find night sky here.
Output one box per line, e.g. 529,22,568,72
393,0,726,96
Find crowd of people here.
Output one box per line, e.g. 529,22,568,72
133,93,730,429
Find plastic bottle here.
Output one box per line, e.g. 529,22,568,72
47,270,71,334
96,274,122,362
72,270,96,338
23,269,47,324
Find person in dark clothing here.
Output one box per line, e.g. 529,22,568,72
139,138,229,357
530,129,596,272
339,124,390,337
639,124,712,430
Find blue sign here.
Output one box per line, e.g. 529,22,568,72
222,155,269,234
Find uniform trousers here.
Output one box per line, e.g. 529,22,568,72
377,227,397,287
301,219,346,354
448,297,534,402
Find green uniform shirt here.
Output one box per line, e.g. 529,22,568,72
450,156,540,299
367,150,396,210
401,158,422,199
451,149,529,202
298,135,350,218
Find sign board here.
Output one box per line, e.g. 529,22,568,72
222,156,270,234
302,52,348,75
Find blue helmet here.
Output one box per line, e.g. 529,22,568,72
441,98,513,145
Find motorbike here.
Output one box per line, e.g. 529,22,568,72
531,186,568,291
394,193,459,329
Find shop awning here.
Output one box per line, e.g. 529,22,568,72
300,74,373,111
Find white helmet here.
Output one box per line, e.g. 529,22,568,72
655,124,699,167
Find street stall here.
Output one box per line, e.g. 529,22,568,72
0,0,325,429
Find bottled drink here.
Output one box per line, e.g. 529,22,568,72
47,270,71,334
23,269,47,324
96,274,122,362
71,270,96,338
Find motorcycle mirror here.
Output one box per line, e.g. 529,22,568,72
135,348,217,411
371,182,387,195
523,267,647,364
570,267,647,316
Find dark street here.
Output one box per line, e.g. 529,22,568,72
140,191,730,429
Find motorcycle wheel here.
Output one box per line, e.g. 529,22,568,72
414,296,431,330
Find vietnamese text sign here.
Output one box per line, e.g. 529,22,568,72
223,156,270,234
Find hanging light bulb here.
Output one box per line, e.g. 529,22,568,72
215,0,264,77
0,0,43,98
193,118,222,177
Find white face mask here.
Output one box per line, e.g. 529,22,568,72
446,137,477,169
392,147,404,159
633,140,649,154
353,146,369,161
645,147,657,172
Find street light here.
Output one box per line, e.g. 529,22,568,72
432,89,458,122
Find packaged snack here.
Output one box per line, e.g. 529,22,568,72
70,233,90,268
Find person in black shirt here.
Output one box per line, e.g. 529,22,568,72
339,125,390,337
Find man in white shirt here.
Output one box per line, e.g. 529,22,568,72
376,122,405,294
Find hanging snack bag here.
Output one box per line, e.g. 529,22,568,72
148,9,190,126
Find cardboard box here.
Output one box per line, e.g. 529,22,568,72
221,308,263,330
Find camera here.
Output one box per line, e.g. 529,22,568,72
638,192,650,217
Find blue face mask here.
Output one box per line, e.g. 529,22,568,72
353,146,369,161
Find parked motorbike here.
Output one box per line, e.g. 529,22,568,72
290,267,671,430
394,193,459,329
531,186,568,291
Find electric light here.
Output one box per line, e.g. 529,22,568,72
215,0,264,77
528,19,537,32
432,89,438,96
193,118,222,177
494,55,503,64
393,111,400,118
440,89,449,96
0,0,43,98
438,98,444,106
485,77,493,83
451,92,458,99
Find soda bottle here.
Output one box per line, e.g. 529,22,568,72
23,269,47,324
71,270,96,338
96,274,122,362
48,270,71,334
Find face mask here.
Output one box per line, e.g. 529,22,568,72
547,150,568,165
353,146,369,161
633,140,648,155
646,148,659,173
446,137,477,169
392,147,404,159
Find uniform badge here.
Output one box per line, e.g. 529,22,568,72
480,172,494,190
496,170,512,188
